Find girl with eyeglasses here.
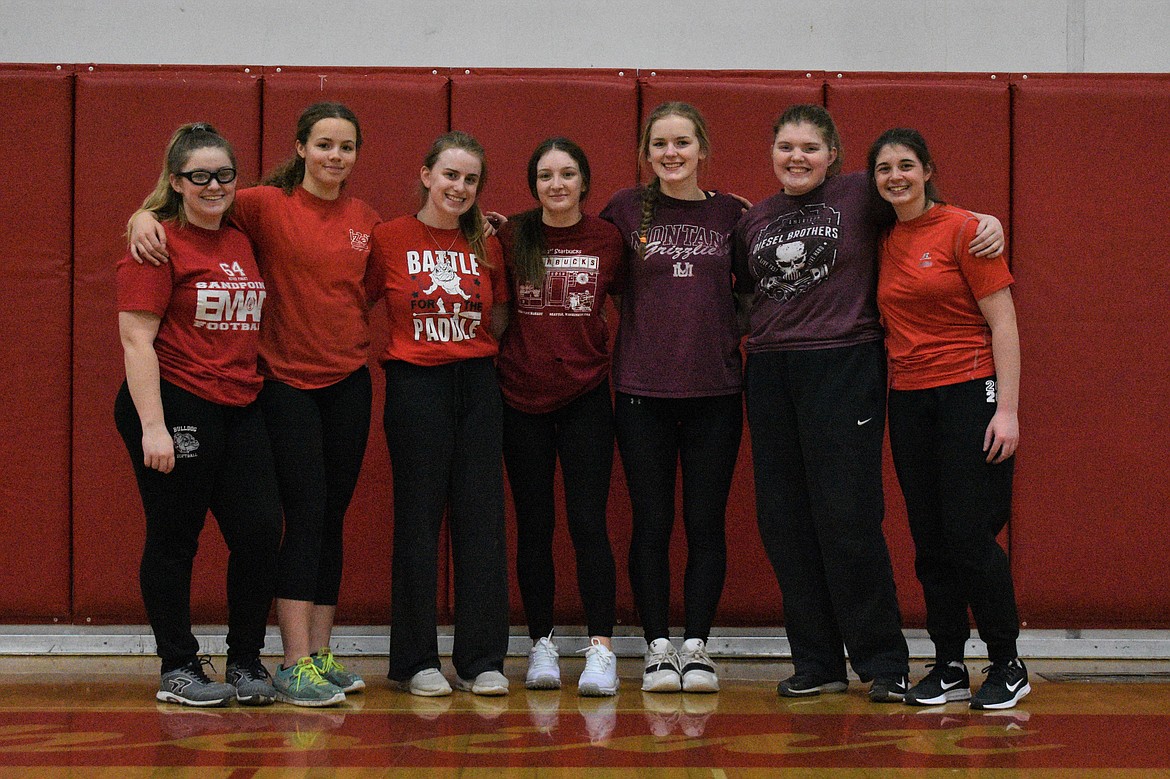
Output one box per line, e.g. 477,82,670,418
115,122,282,707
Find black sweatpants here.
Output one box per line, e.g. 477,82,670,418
614,391,742,643
746,342,909,682
888,376,1020,664
383,357,509,681
115,380,282,670
260,367,371,605
503,380,617,640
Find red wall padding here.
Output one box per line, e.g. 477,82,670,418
449,72,640,626
2,65,1167,631
827,76,1013,625
0,68,73,620
1010,76,1170,626
71,68,262,622
260,71,450,622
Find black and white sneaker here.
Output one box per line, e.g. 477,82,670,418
641,638,682,692
679,638,719,693
970,658,1031,710
777,673,848,698
869,674,909,702
905,661,971,706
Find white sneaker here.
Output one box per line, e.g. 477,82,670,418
525,633,561,690
641,637,682,692
680,638,719,693
577,638,619,697
405,668,452,697
456,670,510,696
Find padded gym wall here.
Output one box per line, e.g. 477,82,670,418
259,70,450,623
0,66,73,620
71,67,262,622
1010,75,1170,627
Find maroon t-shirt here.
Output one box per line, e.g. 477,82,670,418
496,215,625,414
117,222,265,406
733,171,890,352
600,186,743,398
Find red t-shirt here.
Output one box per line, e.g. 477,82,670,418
117,222,265,406
496,215,626,413
231,186,381,389
368,215,509,366
877,204,1015,390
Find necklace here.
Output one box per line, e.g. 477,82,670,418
422,221,460,254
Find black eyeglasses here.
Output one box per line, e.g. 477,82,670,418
175,167,237,186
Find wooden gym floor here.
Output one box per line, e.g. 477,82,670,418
1,654,1169,776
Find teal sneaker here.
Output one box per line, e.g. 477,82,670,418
274,657,345,707
313,647,365,693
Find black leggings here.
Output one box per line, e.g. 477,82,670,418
261,367,372,605
115,380,282,669
503,380,617,640
614,391,742,643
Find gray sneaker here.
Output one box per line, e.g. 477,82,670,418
157,657,235,707
225,656,277,706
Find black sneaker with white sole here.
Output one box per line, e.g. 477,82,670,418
904,661,971,706
970,658,1031,710
868,674,909,702
777,673,848,698
157,656,235,707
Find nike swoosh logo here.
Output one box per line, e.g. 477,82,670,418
941,679,963,690
857,418,873,426
1006,679,1024,692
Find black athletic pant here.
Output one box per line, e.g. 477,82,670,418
888,376,1020,664
383,357,509,681
746,342,909,682
261,367,371,605
614,391,742,643
115,380,282,670
503,380,617,640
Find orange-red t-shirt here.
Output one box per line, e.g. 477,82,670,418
877,204,1014,391
231,186,381,389
368,216,509,366
117,222,265,406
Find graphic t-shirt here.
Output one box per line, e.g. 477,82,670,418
496,214,625,414
231,185,381,389
117,222,265,406
733,172,889,352
878,203,1015,390
600,186,743,398
368,216,509,366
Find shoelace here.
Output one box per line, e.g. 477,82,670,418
981,661,1017,685
683,644,714,668
316,650,347,674
532,633,560,662
580,640,614,672
186,656,218,683
232,659,268,682
290,658,329,690
647,643,680,670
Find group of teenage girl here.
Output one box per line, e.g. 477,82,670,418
116,96,1029,713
